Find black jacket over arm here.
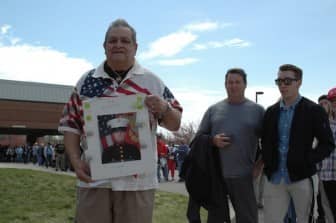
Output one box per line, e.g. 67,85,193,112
261,97,335,182
180,133,227,210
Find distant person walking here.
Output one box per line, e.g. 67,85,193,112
44,143,53,168
176,144,189,182
167,145,177,181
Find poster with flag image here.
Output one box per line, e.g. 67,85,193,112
82,94,155,180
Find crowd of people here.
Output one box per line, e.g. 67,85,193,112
0,142,71,172
156,135,190,182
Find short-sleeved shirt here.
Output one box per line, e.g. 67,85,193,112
58,61,182,190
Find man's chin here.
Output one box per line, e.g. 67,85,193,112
111,57,126,61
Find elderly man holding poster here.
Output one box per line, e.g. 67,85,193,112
58,18,182,223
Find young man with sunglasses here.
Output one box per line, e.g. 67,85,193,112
261,64,335,222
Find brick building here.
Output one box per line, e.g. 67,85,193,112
0,79,73,146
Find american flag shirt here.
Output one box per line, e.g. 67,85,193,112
58,61,182,190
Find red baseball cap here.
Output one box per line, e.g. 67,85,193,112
327,87,336,100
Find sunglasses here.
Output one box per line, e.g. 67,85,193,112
275,78,298,86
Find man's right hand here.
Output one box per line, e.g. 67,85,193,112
213,133,232,149
72,159,93,183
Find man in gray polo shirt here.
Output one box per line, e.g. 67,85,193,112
197,68,264,223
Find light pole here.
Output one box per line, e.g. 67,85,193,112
255,91,264,103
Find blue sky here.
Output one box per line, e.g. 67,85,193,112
1,0,336,124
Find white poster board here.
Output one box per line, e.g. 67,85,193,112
82,94,155,180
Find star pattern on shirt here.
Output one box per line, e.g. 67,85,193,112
80,70,113,97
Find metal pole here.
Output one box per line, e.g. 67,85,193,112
255,91,264,103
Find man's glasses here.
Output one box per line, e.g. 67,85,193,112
275,78,298,86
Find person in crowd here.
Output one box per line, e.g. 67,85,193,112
167,144,177,181
22,145,27,163
176,143,189,182
27,144,32,163
0,144,5,162
23,144,31,164
44,143,53,168
15,145,23,162
157,134,169,182
54,143,66,171
58,18,182,223
188,68,264,223
32,142,39,164
37,143,45,166
317,94,336,223
0,144,6,162
261,64,335,222
6,146,15,162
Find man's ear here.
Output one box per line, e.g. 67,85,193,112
103,43,107,56
298,79,302,87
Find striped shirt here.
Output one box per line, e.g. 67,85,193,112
58,61,182,190
317,119,336,181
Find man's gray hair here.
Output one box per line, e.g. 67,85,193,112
103,18,137,47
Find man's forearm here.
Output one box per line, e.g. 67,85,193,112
161,108,181,131
64,131,81,165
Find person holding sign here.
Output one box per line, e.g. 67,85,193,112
58,18,182,223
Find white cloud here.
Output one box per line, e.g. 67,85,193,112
158,58,199,66
222,38,251,47
184,21,233,32
193,44,207,50
0,27,93,85
10,37,21,45
139,20,245,63
171,85,281,126
1,24,11,34
193,38,251,50
139,31,197,60
184,21,219,32
172,87,225,125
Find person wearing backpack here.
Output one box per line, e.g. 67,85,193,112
44,143,53,168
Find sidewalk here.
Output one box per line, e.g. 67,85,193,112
0,162,264,222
